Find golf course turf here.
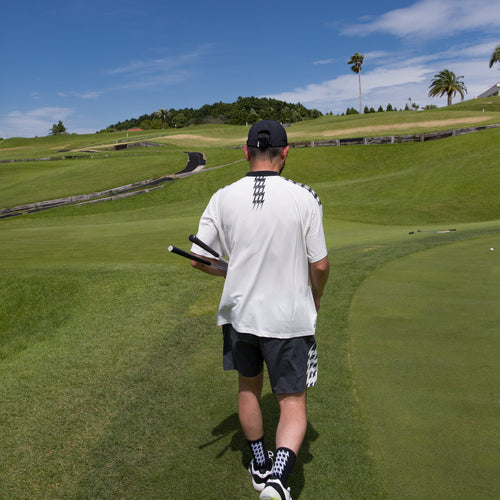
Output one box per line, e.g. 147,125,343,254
0,109,499,498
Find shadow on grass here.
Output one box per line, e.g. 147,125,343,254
199,393,319,498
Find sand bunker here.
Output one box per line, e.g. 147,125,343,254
163,134,222,142
0,146,26,152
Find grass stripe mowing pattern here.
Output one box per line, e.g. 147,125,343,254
349,236,500,499
0,115,499,498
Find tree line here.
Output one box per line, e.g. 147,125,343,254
100,97,323,132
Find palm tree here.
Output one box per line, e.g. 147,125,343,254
348,52,364,114
428,69,467,107
154,108,170,129
489,44,500,68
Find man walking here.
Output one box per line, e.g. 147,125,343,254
190,120,329,500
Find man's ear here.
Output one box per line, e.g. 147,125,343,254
243,146,251,162
281,145,290,160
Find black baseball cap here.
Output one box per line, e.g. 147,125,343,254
247,120,288,148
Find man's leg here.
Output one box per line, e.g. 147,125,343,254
239,371,274,491
275,391,307,454
238,371,264,440
260,391,307,499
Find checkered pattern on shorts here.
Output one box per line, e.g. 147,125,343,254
306,343,318,388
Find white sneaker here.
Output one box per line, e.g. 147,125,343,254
259,478,292,500
248,451,273,492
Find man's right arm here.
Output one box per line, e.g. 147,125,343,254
309,256,330,311
190,254,227,278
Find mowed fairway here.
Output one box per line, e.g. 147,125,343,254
0,112,499,498
349,235,500,499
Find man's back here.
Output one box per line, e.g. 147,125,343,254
196,171,327,338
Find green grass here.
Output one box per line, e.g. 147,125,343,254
0,151,186,208
290,127,500,225
349,235,500,499
447,95,500,112
0,115,499,498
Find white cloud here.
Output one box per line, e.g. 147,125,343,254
105,57,194,90
363,51,391,61
264,39,498,114
458,41,500,59
342,0,500,39
314,58,334,65
0,107,73,138
106,58,173,76
58,90,102,99
265,65,432,112
108,48,211,76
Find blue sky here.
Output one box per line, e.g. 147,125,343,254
1,0,499,138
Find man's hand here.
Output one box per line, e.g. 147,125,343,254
190,254,227,277
309,256,329,311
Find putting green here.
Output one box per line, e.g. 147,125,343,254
349,234,500,499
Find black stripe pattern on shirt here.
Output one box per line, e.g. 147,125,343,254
284,178,322,206
253,176,266,207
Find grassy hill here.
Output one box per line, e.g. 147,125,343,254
0,110,499,499
1,106,499,209
446,94,500,112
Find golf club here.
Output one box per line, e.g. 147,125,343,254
189,234,229,264
168,242,228,272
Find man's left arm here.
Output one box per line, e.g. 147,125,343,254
309,256,329,311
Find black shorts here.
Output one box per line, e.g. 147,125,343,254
222,324,318,394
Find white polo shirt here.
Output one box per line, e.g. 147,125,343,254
191,171,328,339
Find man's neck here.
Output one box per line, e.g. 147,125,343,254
250,161,280,173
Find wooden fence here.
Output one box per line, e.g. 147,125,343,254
287,124,500,148
1,124,498,218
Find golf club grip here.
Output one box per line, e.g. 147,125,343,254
168,245,212,266
189,234,220,258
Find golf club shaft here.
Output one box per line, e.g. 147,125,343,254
189,234,228,263
168,245,227,271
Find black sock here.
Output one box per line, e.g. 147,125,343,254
271,447,296,487
248,437,269,468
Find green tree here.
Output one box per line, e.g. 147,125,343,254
49,120,67,135
151,118,162,129
489,44,500,68
154,109,170,129
428,69,468,106
172,113,187,128
348,52,364,113
247,108,260,124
